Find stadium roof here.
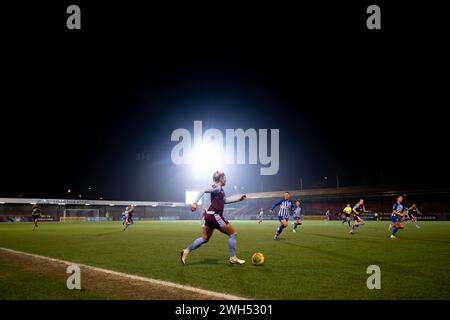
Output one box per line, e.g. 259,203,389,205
246,186,450,200
1,187,449,206
0,198,186,207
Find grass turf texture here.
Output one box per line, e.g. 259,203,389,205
1,221,449,299
0,254,113,300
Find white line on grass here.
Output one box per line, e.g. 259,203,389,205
0,247,249,300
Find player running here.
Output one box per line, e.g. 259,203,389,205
324,209,331,221
342,204,352,227
270,192,294,240
258,208,264,224
292,200,303,232
388,195,406,238
122,205,135,231
405,203,422,228
181,171,247,265
31,204,41,231
349,199,368,234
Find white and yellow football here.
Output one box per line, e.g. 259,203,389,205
251,252,265,266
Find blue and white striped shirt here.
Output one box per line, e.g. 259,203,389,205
392,202,404,217
272,199,294,219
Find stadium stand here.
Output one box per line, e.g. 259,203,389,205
1,186,450,222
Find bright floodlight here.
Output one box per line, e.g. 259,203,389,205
187,142,224,178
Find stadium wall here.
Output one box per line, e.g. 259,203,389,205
0,198,193,222
225,187,450,221
1,187,450,222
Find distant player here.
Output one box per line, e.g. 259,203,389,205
324,209,331,221
405,203,422,228
31,204,41,231
180,171,247,265
292,200,303,232
270,192,294,240
122,205,135,231
342,204,352,227
258,208,264,224
349,199,368,234
388,195,406,238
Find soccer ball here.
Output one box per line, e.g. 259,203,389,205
251,252,265,266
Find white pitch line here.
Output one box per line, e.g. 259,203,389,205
0,247,249,300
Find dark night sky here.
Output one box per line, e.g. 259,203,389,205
1,2,449,201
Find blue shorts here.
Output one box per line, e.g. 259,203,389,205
391,215,402,223
278,216,289,222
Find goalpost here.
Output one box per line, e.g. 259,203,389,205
61,208,100,222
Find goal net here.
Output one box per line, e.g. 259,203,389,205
61,209,100,222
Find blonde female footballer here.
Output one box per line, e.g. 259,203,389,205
181,171,247,265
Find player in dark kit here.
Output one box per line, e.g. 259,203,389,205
181,171,247,265
349,199,368,234
31,204,41,231
405,203,422,229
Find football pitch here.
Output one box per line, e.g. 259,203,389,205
1,220,449,300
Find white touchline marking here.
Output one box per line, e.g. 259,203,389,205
0,247,249,300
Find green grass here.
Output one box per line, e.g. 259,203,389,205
1,220,450,299
0,257,113,300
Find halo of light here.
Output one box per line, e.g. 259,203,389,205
187,142,224,178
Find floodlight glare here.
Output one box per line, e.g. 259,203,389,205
187,142,224,177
